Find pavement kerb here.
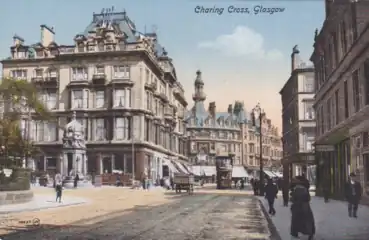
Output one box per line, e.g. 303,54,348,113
257,198,282,240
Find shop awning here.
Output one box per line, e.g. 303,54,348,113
232,166,249,178
163,159,179,173
272,172,283,178
201,166,216,176
263,170,276,178
190,166,216,176
190,166,201,176
182,163,193,174
173,161,190,174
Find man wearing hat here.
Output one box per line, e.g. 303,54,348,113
345,173,362,218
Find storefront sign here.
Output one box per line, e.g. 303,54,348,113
315,145,335,152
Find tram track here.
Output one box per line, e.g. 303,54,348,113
1,193,272,240
120,194,222,240
2,194,220,240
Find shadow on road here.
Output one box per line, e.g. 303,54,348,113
0,189,264,240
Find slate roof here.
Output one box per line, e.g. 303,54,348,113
185,99,250,129
83,11,166,58
14,11,168,60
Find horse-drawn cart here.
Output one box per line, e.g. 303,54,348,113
173,173,194,195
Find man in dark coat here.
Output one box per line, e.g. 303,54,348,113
240,178,245,190
290,178,315,240
74,173,79,188
282,179,289,207
251,179,259,195
345,173,362,218
323,178,330,203
264,178,278,215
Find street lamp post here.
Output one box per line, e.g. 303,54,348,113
251,103,265,196
131,118,135,181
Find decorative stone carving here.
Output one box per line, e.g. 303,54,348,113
62,111,86,149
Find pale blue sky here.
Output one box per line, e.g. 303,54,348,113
0,0,325,129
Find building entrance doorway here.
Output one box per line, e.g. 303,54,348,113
102,157,112,173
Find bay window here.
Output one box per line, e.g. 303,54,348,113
95,118,106,141
25,120,58,142
115,117,131,140
72,89,88,109
11,69,27,79
44,122,57,141
36,121,44,142
113,89,131,108
113,65,130,79
72,67,87,81
95,91,105,108
39,91,57,110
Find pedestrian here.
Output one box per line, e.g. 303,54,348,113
323,178,330,203
55,180,63,203
170,176,174,190
250,178,255,192
252,179,258,195
290,178,315,240
282,178,289,207
345,172,362,218
74,173,79,188
240,178,245,190
264,178,278,216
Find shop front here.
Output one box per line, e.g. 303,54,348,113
315,140,350,199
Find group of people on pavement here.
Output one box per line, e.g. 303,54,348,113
262,172,363,240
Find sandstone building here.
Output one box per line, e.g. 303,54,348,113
311,0,369,198
0,11,189,181
280,46,316,185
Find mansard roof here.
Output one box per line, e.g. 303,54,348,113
185,101,248,129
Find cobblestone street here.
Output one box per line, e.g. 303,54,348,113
0,188,273,240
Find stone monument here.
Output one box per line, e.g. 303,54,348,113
61,112,92,188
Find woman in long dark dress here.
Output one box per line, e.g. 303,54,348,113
290,178,315,240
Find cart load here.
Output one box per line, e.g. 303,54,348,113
173,173,194,195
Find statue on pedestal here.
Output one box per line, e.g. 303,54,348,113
62,111,86,149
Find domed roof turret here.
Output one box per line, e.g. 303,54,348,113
194,70,204,86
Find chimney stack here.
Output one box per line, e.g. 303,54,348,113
13,35,24,46
40,25,55,47
208,102,216,118
227,104,233,114
291,45,300,72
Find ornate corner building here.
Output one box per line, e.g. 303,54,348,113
0,10,189,181
311,1,369,199
185,70,283,177
280,46,316,184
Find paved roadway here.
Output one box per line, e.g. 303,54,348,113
1,190,273,240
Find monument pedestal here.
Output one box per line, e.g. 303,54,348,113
63,178,94,189
60,111,93,188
